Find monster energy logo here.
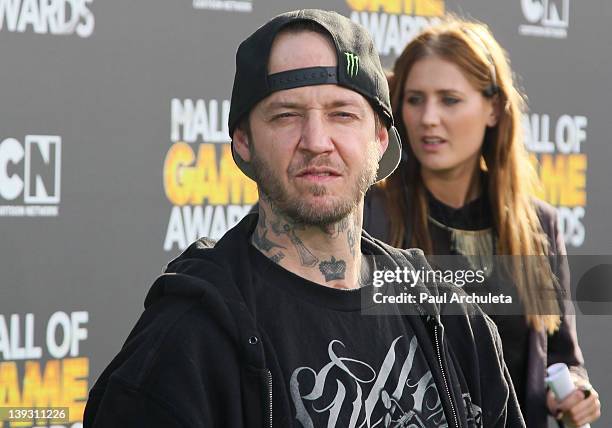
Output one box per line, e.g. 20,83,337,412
344,52,360,77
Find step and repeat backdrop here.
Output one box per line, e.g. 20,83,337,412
1,0,610,426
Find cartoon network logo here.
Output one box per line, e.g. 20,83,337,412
519,0,569,39
192,0,252,13
347,0,444,58
0,0,94,37
0,135,62,217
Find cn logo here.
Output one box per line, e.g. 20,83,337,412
521,0,569,28
0,135,61,204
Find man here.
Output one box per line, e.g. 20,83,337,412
84,10,525,427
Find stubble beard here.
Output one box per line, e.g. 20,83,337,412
250,141,380,227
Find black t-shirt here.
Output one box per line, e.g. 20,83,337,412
249,240,448,428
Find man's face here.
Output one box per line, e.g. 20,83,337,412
234,30,388,226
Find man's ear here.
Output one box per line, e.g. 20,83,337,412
377,124,389,160
233,127,251,162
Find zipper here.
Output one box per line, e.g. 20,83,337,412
434,324,459,428
266,369,273,428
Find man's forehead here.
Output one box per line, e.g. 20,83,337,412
267,30,337,75
260,85,370,111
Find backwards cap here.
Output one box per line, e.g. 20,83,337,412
228,9,401,182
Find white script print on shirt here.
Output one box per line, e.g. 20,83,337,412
289,335,482,428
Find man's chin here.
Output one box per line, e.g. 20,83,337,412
284,195,357,226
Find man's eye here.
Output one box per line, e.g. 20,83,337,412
333,111,356,119
273,112,298,120
442,96,460,106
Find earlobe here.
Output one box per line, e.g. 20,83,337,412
233,127,251,162
377,126,389,160
487,114,498,128
487,96,501,127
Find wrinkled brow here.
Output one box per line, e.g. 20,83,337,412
263,98,366,112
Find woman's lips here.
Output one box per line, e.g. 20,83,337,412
421,136,447,152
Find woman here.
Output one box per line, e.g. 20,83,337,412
364,17,601,427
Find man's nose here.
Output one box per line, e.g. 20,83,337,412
297,113,335,154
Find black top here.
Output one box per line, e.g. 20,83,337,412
427,188,492,231
363,186,587,428
426,190,530,409
249,241,448,427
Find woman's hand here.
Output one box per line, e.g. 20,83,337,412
546,382,601,427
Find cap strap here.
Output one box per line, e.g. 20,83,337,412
267,66,337,92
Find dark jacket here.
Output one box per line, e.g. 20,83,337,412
83,213,525,427
364,187,588,428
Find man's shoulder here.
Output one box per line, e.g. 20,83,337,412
158,215,258,304
89,294,240,407
84,296,243,427
107,298,221,377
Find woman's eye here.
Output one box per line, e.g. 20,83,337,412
406,95,423,105
442,96,460,105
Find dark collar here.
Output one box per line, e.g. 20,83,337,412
427,187,492,231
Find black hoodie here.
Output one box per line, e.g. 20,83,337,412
83,213,525,427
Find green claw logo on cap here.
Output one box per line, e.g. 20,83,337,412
344,52,360,78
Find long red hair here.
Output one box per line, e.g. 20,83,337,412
381,17,561,333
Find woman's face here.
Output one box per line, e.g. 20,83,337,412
401,55,497,178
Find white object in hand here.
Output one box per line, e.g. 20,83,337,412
545,363,590,428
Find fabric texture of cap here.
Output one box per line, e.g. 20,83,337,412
228,8,401,182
